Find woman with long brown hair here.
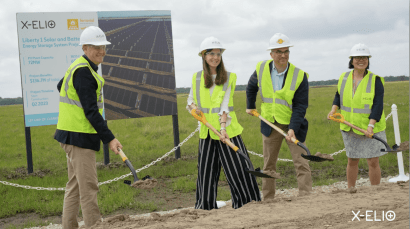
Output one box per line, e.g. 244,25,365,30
187,36,261,210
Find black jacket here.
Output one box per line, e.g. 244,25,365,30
54,55,115,151
246,61,309,142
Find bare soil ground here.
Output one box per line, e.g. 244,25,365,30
79,181,409,229
1,162,407,229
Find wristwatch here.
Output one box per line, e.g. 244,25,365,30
220,127,226,131
368,124,375,128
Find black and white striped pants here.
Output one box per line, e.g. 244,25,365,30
195,133,261,210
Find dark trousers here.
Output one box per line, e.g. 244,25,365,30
195,133,261,210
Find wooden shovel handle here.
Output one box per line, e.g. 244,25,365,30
251,110,299,144
330,113,372,137
191,108,239,152
117,148,128,162
203,121,239,151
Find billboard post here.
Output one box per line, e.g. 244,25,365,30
24,127,33,174
172,114,181,159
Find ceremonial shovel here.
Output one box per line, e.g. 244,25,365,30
251,110,333,162
191,109,278,179
118,148,153,186
329,113,399,153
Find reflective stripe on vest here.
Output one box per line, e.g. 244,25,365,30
60,63,104,109
340,71,373,114
195,70,234,113
257,61,299,110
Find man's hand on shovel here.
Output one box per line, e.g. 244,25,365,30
246,109,255,116
109,138,122,155
285,129,295,143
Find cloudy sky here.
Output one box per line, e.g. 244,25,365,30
1,0,408,98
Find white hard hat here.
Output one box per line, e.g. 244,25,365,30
79,26,111,46
349,43,371,58
198,36,225,57
267,33,293,51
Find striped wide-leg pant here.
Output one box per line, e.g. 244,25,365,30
195,133,261,210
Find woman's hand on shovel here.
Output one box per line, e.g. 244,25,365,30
189,103,201,115
364,126,374,138
327,105,339,120
109,138,123,155
220,129,230,143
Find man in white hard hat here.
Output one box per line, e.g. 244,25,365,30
246,33,312,200
54,26,122,228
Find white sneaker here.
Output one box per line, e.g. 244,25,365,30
216,201,227,208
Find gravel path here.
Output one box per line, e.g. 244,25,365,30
27,175,408,229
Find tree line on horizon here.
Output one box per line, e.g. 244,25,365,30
0,76,408,105
176,75,409,94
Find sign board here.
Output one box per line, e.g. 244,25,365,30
17,11,177,127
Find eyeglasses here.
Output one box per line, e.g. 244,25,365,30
353,56,368,60
206,52,222,57
273,50,290,56
87,45,106,51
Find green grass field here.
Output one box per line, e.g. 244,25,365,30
0,81,408,228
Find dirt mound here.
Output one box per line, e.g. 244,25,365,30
397,141,409,151
96,162,127,170
4,167,51,179
131,179,158,189
314,152,335,161
85,181,408,229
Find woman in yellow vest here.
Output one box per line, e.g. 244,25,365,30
327,43,387,192
187,37,261,210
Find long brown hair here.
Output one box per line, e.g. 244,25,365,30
202,50,228,88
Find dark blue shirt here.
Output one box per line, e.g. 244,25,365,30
246,61,309,142
54,55,115,151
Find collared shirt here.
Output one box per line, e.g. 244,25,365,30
271,63,289,91
246,61,309,142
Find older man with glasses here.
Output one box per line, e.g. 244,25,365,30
55,26,122,228
246,33,312,200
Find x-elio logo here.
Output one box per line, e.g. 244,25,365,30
352,210,396,221
21,20,56,29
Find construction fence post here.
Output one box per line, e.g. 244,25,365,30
388,104,409,182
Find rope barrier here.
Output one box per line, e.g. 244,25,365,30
0,111,395,191
0,124,201,191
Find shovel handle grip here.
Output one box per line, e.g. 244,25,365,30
250,110,260,117
330,113,373,138
191,109,208,124
118,148,128,162
329,113,345,123
252,110,299,144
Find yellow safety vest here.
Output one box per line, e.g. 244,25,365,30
337,70,386,134
192,71,243,140
57,56,104,133
256,60,308,124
